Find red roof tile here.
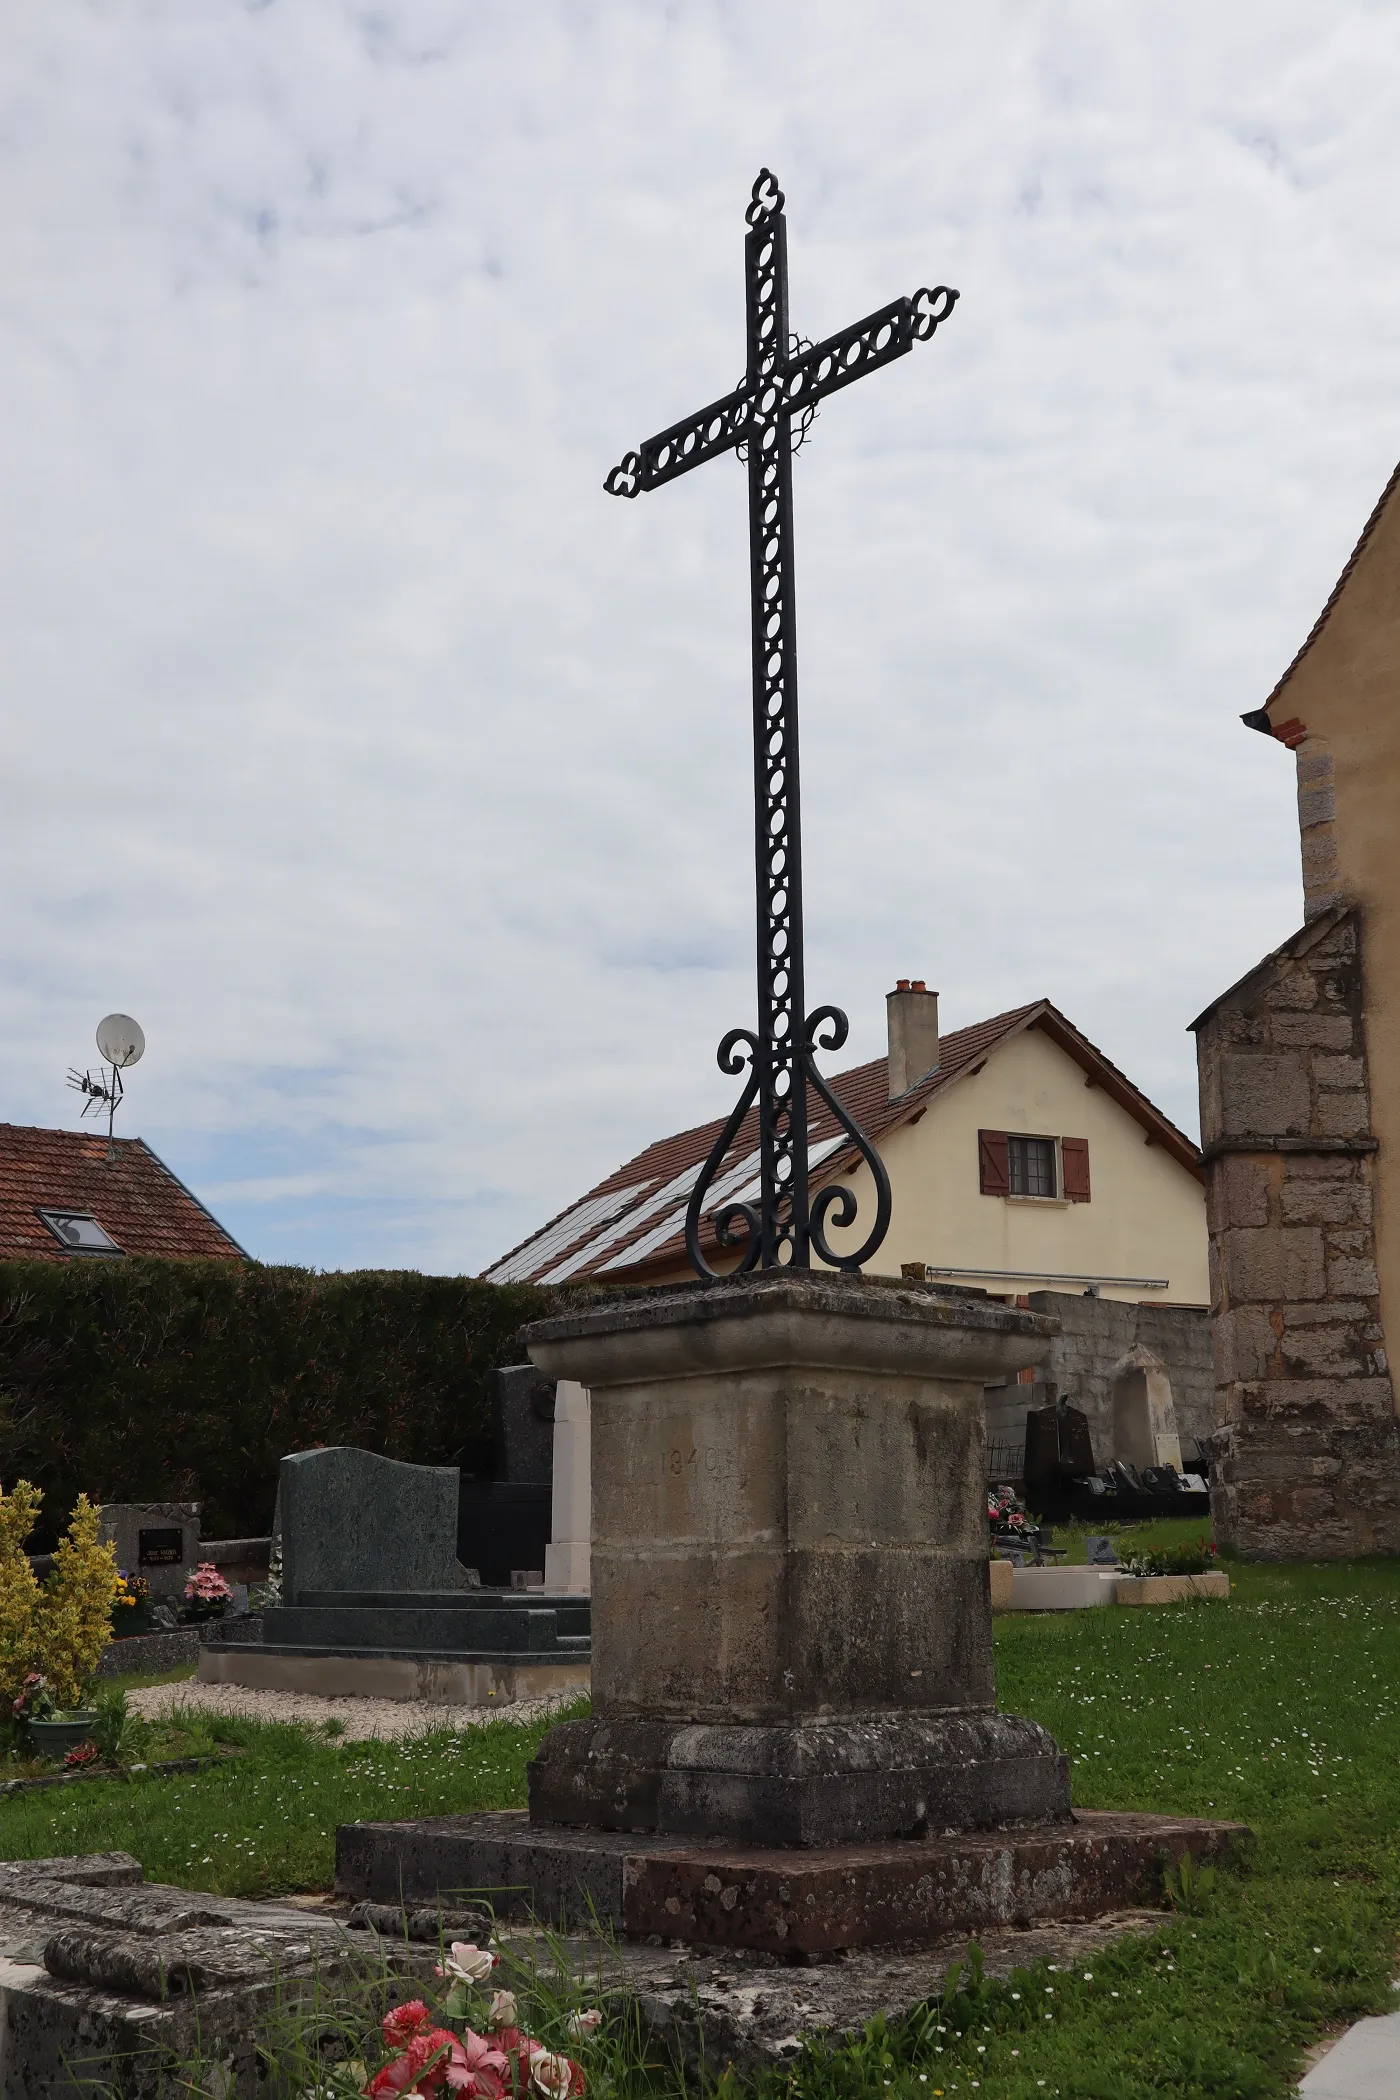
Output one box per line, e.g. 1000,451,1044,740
485,1001,1201,1286
0,1124,245,1263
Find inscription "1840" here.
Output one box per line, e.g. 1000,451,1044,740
660,1443,729,1480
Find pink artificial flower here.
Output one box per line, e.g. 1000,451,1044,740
488,1991,518,2028
565,2012,602,2041
436,1942,498,1985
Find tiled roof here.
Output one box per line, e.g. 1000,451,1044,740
0,1124,246,1262
485,1000,1202,1287
1263,457,1400,713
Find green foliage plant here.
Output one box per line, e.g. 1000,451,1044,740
0,1484,119,1712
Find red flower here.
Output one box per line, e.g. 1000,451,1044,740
382,2001,436,2049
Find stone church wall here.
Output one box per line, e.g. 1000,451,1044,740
1193,904,1400,1558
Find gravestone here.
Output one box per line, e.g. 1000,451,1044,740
1024,1400,1096,1516
493,1366,556,1485
97,1502,199,1601
1085,1535,1118,1566
1111,1348,1184,1472
278,1448,470,1603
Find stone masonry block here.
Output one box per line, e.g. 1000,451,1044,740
1285,1301,1372,1327
1316,1092,1370,1138
1296,749,1332,786
1279,1326,1364,1378
1297,787,1336,829
1300,835,1339,879
1218,1054,1310,1137
1235,1377,1396,1426
1312,918,1358,959
1328,1254,1380,1298
1315,1056,1365,1089
1206,1157,1270,1234
1264,972,1318,1012
1270,1014,1354,1050
1213,1306,1276,1386
1219,1226,1325,1305
1280,1179,1371,1226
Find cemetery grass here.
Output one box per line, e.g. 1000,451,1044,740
0,1570,1396,2095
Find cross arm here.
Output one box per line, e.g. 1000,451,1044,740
603,382,750,499
785,284,958,413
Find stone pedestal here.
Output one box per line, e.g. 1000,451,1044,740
337,1274,1251,1949
525,1274,1067,1845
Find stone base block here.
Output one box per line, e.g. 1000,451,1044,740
989,1558,1015,1609
197,1647,590,1707
1112,1573,1231,1606
95,1629,202,1678
1210,1414,1400,1560
334,1806,1250,1954
527,1712,1070,1846
1008,1568,1118,1612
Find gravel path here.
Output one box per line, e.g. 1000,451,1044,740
128,1680,580,1741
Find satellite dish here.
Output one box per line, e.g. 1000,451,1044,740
96,1014,145,1070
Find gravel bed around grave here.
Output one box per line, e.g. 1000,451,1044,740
128,1680,580,1740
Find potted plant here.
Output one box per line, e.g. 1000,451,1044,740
181,1561,233,1622
110,1570,154,1639
14,1673,98,1758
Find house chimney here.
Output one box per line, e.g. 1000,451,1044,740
887,979,940,1100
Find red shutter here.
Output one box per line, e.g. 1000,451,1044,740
978,1129,1010,1196
1061,1137,1091,1202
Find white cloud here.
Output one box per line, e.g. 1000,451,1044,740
3,1,1397,1269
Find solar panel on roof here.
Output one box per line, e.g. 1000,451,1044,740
539,1153,759,1282
484,1180,654,1284
595,1134,844,1272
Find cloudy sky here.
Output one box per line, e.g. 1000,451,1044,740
4,3,1398,1273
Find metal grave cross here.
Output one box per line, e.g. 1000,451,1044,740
605,168,958,1278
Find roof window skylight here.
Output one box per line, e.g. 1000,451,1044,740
36,1209,123,1256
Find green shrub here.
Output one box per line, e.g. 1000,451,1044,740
0,1262,555,1543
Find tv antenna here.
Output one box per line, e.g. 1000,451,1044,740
68,1014,145,1160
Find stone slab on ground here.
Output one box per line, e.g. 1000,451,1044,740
501,1909,1166,2079
1009,1568,1118,1611
129,1678,583,1740
197,1644,590,1706
0,1851,432,2099
1112,1572,1231,1606
1299,2010,1400,2098
335,1806,1250,1954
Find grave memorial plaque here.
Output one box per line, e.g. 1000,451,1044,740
137,1528,184,1567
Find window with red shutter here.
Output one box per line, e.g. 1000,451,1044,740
977,1129,1010,1196
1061,1137,1091,1202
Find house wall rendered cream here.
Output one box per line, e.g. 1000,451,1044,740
644,1025,1208,1303
822,1025,1208,1302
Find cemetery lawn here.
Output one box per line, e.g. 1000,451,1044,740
0,1563,1393,2094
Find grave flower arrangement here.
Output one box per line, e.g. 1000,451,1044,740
110,1571,153,1635
987,1485,1035,1547
12,1672,54,1724
182,1562,233,1620
358,1946,594,2099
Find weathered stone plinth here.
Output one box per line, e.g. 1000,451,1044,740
524,1273,1065,1844
337,1274,1251,1949
335,1806,1249,1954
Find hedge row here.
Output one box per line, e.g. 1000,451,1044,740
0,1261,556,1545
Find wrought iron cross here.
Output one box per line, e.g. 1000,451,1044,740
606,169,957,1278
